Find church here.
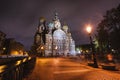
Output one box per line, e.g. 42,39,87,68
33,12,76,56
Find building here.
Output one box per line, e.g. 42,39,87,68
0,30,6,55
4,38,24,55
33,12,76,56
0,30,25,55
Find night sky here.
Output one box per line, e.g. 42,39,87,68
0,0,120,50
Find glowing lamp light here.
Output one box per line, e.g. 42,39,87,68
11,50,19,55
86,25,92,34
107,54,113,61
41,46,44,50
55,46,58,50
3,47,6,50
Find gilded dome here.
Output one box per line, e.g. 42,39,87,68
39,17,46,23
63,24,68,30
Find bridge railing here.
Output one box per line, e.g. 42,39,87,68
0,56,36,80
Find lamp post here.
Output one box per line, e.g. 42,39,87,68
55,46,58,56
86,25,98,68
40,46,44,56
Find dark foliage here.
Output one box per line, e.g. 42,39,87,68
97,4,120,53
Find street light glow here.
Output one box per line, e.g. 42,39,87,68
55,46,58,50
41,46,44,50
86,25,92,34
85,24,98,68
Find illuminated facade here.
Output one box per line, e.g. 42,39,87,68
4,38,24,55
34,12,76,56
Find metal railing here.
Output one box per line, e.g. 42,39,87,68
0,56,36,80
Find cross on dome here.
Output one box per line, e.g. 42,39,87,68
54,11,59,21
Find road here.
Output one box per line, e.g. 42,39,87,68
24,57,120,80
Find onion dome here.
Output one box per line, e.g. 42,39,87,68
63,24,68,33
53,29,66,39
48,22,54,29
39,17,46,23
63,24,68,30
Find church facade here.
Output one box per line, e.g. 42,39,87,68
33,12,76,56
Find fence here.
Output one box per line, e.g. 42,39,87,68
0,56,36,80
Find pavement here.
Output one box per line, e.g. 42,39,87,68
24,57,120,80
67,56,120,71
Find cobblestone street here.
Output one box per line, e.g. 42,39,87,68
24,58,120,80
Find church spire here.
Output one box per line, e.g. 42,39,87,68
53,11,61,29
54,11,59,21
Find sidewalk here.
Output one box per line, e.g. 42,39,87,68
24,57,120,80
66,56,120,72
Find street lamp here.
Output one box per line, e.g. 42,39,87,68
41,46,44,50
86,24,98,68
86,26,92,34
40,46,45,56
55,46,58,56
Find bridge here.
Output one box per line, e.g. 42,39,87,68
0,55,36,80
